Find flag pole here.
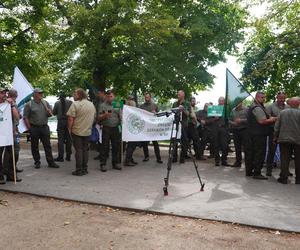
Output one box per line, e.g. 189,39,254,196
12,142,17,184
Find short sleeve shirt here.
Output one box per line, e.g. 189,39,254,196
23,100,51,126
251,104,267,122
67,99,96,136
98,101,120,127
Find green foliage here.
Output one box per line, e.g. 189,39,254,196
240,0,300,100
1,0,247,100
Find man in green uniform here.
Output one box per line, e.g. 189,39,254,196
67,88,96,176
52,93,73,162
244,91,276,179
139,93,163,164
172,90,190,164
274,97,300,184
98,90,121,172
229,102,248,168
23,88,59,169
265,92,289,176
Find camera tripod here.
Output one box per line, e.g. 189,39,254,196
156,109,205,195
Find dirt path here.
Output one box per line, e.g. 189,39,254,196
0,191,299,250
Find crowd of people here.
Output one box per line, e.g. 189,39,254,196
0,86,299,185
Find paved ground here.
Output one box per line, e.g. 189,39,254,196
1,192,300,250
1,140,299,232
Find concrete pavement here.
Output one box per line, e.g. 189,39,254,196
1,142,299,232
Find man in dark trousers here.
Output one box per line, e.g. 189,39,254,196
244,91,276,179
196,103,215,158
265,92,289,176
172,90,190,164
98,90,121,172
187,97,205,160
52,93,73,162
0,88,22,184
67,88,96,176
229,102,248,168
274,97,300,184
211,97,230,167
139,92,163,164
23,88,59,169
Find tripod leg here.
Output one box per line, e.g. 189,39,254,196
163,120,179,196
185,130,205,192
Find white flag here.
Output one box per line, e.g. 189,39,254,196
0,103,14,146
12,66,34,133
122,105,180,141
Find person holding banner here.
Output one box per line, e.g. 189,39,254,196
172,90,190,164
0,88,21,184
139,93,163,164
23,88,59,169
3,89,22,181
210,97,230,167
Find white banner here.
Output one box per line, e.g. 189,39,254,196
12,66,34,133
0,103,14,147
122,105,180,141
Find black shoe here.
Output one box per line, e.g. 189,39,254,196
143,156,149,162
65,155,71,161
157,159,163,164
196,156,207,161
100,164,107,172
253,174,268,180
94,155,101,160
232,162,241,168
16,167,24,173
0,176,6,185
112,164,122,170
54,157,64,162
34,162,41,169
6,177,22,182
48,163,59,168
172,158,178,163
266,169,272,177
179,158,185,164
124,162,135,167
72,170,83,176
222,162,231,167
277,177,287,184
82,169,88,175
246,172,253,177
215,162,220,166
130,160,138,165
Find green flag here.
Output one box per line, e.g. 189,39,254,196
225,69,251,120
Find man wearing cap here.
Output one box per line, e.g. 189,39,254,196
139,93,163,164
23,88,59,169
98,90,122,171
52,93,73,162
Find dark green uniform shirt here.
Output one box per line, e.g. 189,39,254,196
98,101,120,127
23,99,51,126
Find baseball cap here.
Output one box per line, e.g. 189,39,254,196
33,88,44,93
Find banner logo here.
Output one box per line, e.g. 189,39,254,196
127,113,145,135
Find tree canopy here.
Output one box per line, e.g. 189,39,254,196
240,0,300,100
1,0,247,99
